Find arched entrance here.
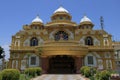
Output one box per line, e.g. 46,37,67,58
48,55,76,74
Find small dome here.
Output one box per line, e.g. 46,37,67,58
80,15,92,23
54,6,69,13
32,15,43,23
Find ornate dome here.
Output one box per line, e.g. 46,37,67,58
51,6,71,21
79,15,94,29
80,15,92,23
54,6,69,13
32,15,43,23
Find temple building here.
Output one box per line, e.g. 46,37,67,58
9,6,116,74
113,42,120,74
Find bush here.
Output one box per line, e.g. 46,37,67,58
24,67,42,78
80,66,97,78
80,66,91,77
80,66,88,75
1,69,20,80
95,70,110,80
89,76,95,80
0,72,2,80
84,67,91,77
100,70,110,80
35,67,42,76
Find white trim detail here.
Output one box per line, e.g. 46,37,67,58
84,53,97,67
98,59,103,70
29,54,39,67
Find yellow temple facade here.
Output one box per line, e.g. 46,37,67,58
9,6,116,73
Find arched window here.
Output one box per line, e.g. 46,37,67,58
88,56,93,65
85,36,93,45
54,31,68,41
30,37,38,46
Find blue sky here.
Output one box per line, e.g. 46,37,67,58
0,0,120,59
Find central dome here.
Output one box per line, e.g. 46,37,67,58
54,6,69,13
51,6,72,21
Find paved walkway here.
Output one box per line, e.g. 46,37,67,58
32,74,89,80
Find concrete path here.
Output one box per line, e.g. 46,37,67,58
32,74,89,80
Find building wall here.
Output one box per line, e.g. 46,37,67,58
9,8,116,73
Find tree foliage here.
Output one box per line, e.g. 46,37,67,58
0,46,4,59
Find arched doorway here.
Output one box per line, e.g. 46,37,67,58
48,55,76,74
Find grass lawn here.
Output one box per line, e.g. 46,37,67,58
19,74,31,80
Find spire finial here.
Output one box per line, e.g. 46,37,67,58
36,14,40,17
84,13,86,16
100,16,104,30
60,4,63,7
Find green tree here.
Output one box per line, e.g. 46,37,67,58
0,46,4,59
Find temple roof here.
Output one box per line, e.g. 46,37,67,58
32,15,43,23
54,6,69,13
80,15,92,23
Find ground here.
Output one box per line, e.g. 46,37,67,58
31,74,89,80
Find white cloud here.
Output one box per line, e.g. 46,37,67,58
1,44,10,60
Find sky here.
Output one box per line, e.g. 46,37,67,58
0,0,120,60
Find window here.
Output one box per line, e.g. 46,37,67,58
88,56,93,65
30,37,38,46
85,37,93,45
86,26,89,29
66,17,69,20
60,16,63,20
34,26,37,29
55,31,68,41
31,56,36,65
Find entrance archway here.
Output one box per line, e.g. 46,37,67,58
48,55,76,74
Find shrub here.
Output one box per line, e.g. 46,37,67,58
24,67,42,78
80,66,89,75
80,66,91,77
100,70,110,80
1,69,20,80
35,67,42,76
80,66,97,78
84,67,91,77
0,72,2,80
89,76,95,80
95,70,110,80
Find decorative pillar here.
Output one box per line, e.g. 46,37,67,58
18,59,21,71
75,56,83,73
8,59,12,68
41,56,49,74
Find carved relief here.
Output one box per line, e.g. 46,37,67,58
23,38,30,46
65,29,74,40
104,52,111,58
49,30,57,40
94,38,100,46
98,59,103,69
38,37,44,45
14,40,20,46
12,60,18,69
79,36,85,45
21,60,27,70
106,60,112,69
104,38,109,46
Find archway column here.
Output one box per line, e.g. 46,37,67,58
75,56,83,73
41,56,49,74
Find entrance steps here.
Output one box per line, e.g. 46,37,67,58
32,74,89,80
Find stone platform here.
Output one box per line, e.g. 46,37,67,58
32,74,89,80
